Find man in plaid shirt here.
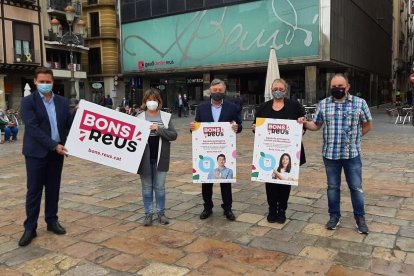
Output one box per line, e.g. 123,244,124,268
305,73,373,234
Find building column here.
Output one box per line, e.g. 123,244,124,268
0,75,6,110
305,66,317,105
326,72,335,98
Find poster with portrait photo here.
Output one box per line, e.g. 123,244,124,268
251,118,302,186
192,122,236,183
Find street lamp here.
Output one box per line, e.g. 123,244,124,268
50,5,86,107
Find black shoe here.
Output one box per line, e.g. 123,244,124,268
47,221,66,235
18,230,37,246
223,209,235,221
200,209,213,219
325,215,341,230
355,215,369,234
267,211,278,223
275,209,286,224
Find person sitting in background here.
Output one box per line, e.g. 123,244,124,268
0,109,18,143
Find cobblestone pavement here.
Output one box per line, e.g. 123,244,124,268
0,106,413,275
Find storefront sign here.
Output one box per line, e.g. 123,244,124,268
187,78,203,84
91,82,103,89
192,122,237,183
65,100,151,173
122,0,320,73
251,118,302,186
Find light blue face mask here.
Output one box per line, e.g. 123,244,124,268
37,83,53,94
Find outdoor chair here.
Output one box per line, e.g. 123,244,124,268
394,108,407,124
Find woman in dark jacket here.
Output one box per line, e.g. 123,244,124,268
253,78,306,224
137,89,177,226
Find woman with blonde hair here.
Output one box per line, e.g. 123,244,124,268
137,88,177,226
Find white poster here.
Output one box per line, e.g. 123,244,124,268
192,122,236,183
65,100,151,173
251,118,302,186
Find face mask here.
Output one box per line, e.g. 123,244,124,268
272,90,285,99
37,83,53,94
146,100,158,111
331,87,346,99
211,93,224,101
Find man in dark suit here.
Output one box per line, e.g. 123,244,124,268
190,79,242,221
18,67,73,246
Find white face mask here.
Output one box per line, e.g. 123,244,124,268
146,100,158,111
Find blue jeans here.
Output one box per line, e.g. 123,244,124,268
2,126,18,141
140,159,167,215
323,155,365,217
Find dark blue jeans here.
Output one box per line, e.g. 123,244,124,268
323,155,365,217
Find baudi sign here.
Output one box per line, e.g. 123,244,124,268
65,100,151,173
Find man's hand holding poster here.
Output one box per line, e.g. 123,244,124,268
65,100,151,173
251,118,302,186
192,122,236,183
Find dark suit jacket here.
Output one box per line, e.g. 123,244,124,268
195,101,242,133
21,91,73,158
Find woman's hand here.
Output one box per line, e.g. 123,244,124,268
190,121,196,131
297,117,305,124
231,121,238,133
150,123,159,131
252,124,256,132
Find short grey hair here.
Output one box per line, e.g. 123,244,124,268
210,79,226,90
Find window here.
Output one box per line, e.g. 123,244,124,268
168,0,185,13
89,12,100,37
122,0,136,22
13,23,33,63
88,0,98,4
136,0,151,20
186,0,203,10
89,48,102,74
152,0,167,16
205,0,223,7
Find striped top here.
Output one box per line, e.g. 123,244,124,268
313,94,372,160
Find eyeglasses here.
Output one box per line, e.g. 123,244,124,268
272,88,286,92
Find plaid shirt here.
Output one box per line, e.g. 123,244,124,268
313,94,372,160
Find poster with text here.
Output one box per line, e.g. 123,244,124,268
65,100,151,173
192,122,236,183
251,118,302,186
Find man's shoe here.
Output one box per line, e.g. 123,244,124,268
158,213,169,225
355,215,369,234
199,209,213,219
143,214,153,226
18,230,37,246
223,209,235,221
275,209,286,224
47,221,66,235
325,215,341,230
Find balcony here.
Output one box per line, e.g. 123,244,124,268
45,30,85,47
82,0,115,8
48,0,82,17
13,49,40,64
85,26,117,39
46,62,81,71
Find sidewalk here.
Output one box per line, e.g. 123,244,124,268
0,106,413,275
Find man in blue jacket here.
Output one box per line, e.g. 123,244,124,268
190,79,242,221
18,67,73,246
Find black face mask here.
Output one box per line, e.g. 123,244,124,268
331,87,346,99
211,93,225,101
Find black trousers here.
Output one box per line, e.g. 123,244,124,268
24,152,64,231
266,182,291,213
202,183,232,210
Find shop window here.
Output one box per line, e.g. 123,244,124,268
152,0,167,16
186,0,203,10
122,0,136,22
168,0,185,13
89,47,102,74
205,0,223,7
13,23,33,63
136,0,151,20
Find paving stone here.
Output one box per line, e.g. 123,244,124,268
62,263,109,276
372,247,406,263
396,237,414,252
183,237,241,258
81,230,115,244
85,248,120,264
368,222,400,234
249,237,303,255
140,246,185,264
234,246,285,271
370,258,414,276
103,236,153,255
257,218,288,229
302,223,335,237
0,241,19,255
364,233,396,248
276,257,332,275
62,242,101,258
290,211,313,221
137,262,189,276
365,206,397,218
282,219,308,233
399,227,414,238
333,252,372,269
326,264,373,276
299,246,337,261
175,253,208,269
289,233,319,246
405,252,414,265
0,266,23,276
0,247,49,267
102,253,146,273
265,229,294,242
236,213,264,224
288,196,315,205
332,227,365,242
168,221,199,233
18,253,80,276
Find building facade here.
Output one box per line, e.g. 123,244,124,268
41,0,88,101
0,0,43,110
120,0,393,108
81,0,125,107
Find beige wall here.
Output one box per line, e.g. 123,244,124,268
0,21,3,63
5,21,13,64
3,5,39,23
